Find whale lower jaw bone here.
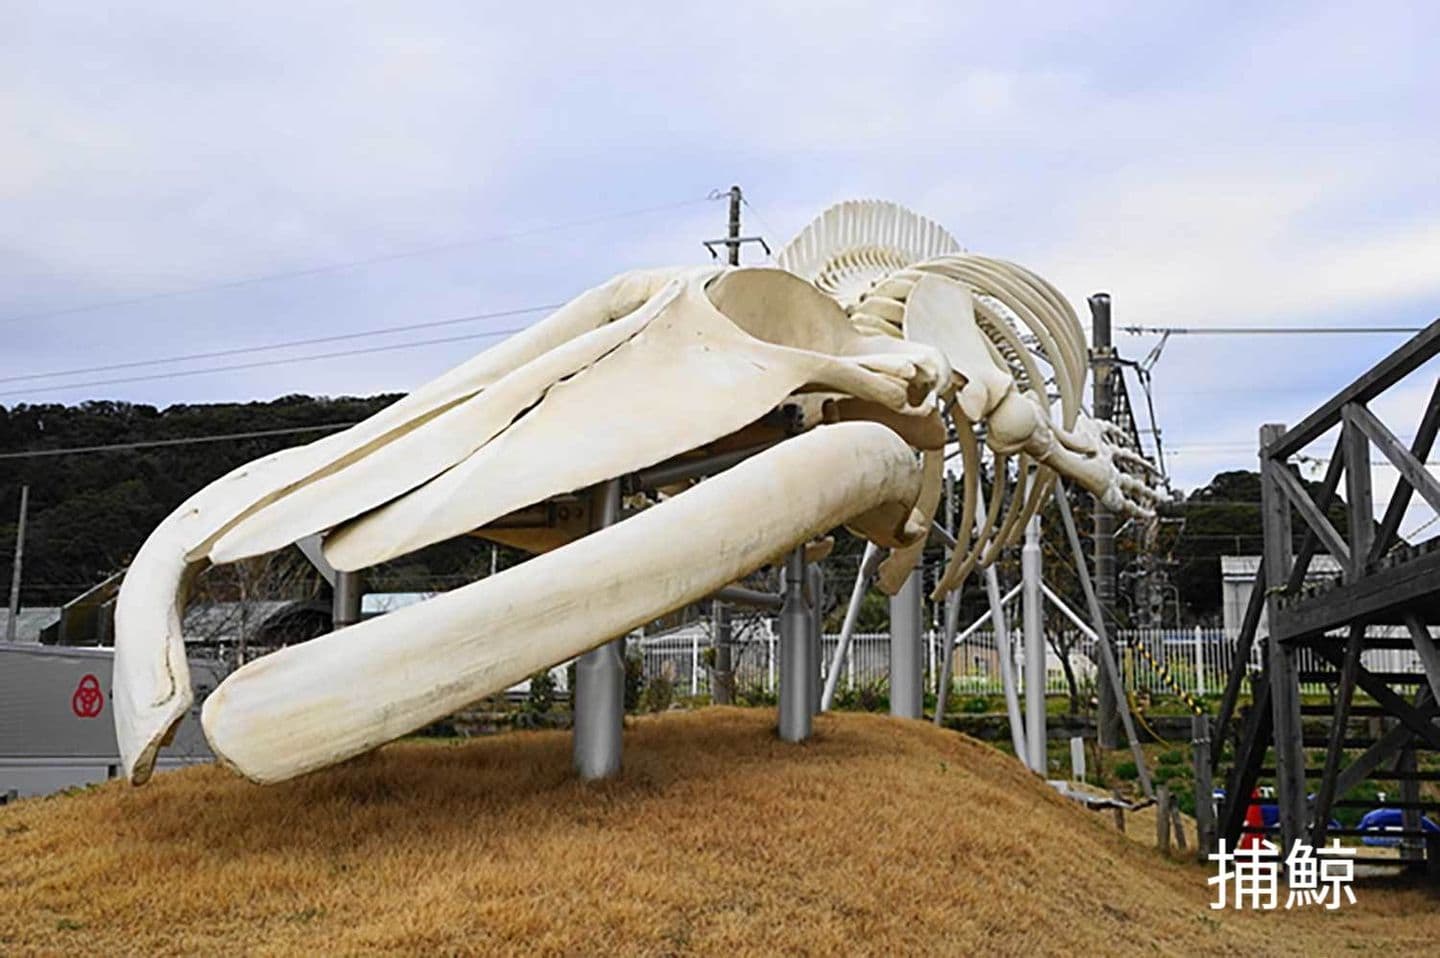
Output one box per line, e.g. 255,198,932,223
201,421,922,785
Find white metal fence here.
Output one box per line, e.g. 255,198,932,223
637,625,1430,701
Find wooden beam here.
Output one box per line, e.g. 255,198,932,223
1260,424,1306,853
1309,625,1362,848
1403,613,1440,706
1342,405,1376,581
1311,645,1440,751
1272,546,1440,642
1349,401,1440,517
1192,715,1216,857
1270,462,1351,568
1286,441,1347,593
1221,675,1272,848
1370,377,1440,564
1212,559,1265,774
1268,319,1440,460
1328,692,1438,801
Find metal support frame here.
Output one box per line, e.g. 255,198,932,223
574,479,625,780
985,563,1028,761
711,585,783,612
1021,515,1046,772
821,542,881,711
1053,482,1154,798
778,546,813,742
332,570,363,630
934,473,960,724
889,568,924,719
807,562,825,714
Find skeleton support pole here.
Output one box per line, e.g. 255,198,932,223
573,479,625,779
1022,515,1047,773
821,542,881,711
890,569,924,719
807,562,825,714
779,546,813,741
333,571,363,630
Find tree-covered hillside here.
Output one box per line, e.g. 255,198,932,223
2,396,1357,622
0,395,422,605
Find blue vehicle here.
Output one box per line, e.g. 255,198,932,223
1357,808,1440,846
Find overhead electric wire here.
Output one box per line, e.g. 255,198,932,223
0,196,711,326
0,304,562,386
0,326,530,398
0,423,357,460
1122,325,1426,336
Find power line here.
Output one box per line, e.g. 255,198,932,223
0,423,357,460
0,326,529,399
1122,325,1427,336
0,304,561,386
1,196,710,327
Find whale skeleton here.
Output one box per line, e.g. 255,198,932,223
113,199,1160,786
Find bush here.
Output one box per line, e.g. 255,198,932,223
1159,749,1186,766
642,663,676,713
1114,761,1139,781
961,696,990,714
526,669,556,715
738,686,777,707
624,650,645,711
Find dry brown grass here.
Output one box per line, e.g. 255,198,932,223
2,707,1438,955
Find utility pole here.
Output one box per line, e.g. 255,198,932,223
726,185,742,266
709,185,743,703
1089,293,1122,749
5,485,28,642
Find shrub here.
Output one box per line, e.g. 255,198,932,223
642,662,676,713
526,669,556,715
624,650,645,711
1159,749,1185,766
961,696,989,714
1115,761,1139,781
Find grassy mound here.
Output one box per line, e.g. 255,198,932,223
2,708,1437,954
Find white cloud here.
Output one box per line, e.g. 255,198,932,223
2,0,1437,501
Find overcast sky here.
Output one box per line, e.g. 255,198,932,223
5,2,1438,520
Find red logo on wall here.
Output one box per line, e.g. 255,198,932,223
72,674,105,718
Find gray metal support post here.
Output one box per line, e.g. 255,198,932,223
574,479,625,779
987,563,1029,760
934,471,959,726
5,485,28,643
1089,293,1121,749
1022,515,1047,772
889,568,924,719
807,562,825,714
1260,423,1305,852
778,546,813,742
332,570,363,630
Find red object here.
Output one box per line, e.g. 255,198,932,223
72,674,104,718
1240,787,1265,850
